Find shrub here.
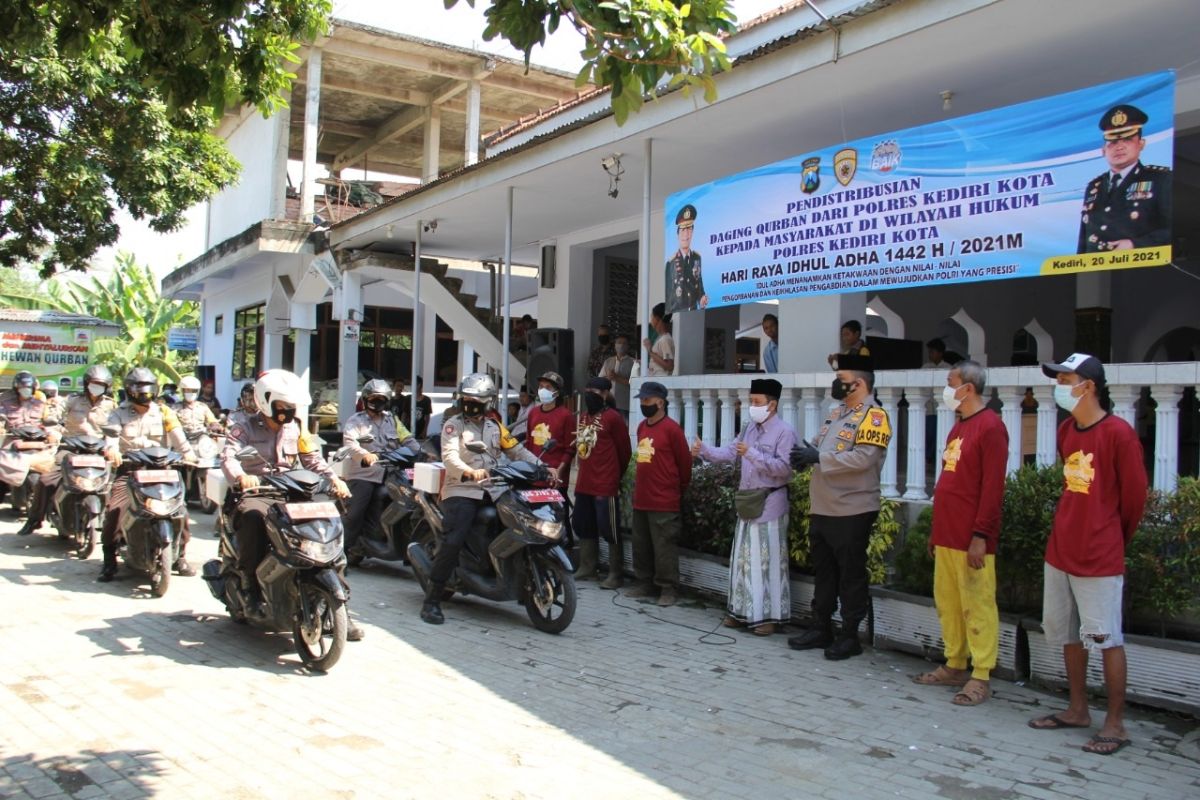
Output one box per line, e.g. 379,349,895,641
680,461,739,556
995,463,1062,614
1125,477,1200,635
893,506,934,596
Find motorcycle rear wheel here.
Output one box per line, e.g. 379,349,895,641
199,496,217,515
524,554,576,634
149,548,171,597
294,584,347,672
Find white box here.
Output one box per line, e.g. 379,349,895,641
413,462,446,494
205,469,229,507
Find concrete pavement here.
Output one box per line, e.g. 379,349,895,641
0,512,1197,799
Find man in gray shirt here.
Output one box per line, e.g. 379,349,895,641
599,332,636,419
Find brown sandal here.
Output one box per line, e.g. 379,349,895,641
952,679,991,706
911,665,969,686
722,615,745,628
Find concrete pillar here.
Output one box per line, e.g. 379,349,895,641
673,312,703,376
902,388,929,501
1108,384,1138,428
1031,386,1057,468
464,80,481,167
877,387,901,499
300,49,322,220
682,390,699,443
719,389,737,447
779,388,800,440
934,400,955,482
1151,384,1182,492
422,106,442,184
1000,389,1025,475
701,390,719,447
667,388,682,425
336,270,362,425
777,292,866,373
801,388,823,446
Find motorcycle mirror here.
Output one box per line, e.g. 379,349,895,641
235,446,263,462
465,441,488,454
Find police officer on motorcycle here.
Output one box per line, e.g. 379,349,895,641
175,376,220,435
227,383,258,428
0,371,54,511
420,373,546,625
341,379,416,558
98,368,197,582
18,365,118,536
220,370,363,640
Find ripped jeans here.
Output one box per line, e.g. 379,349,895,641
1041,563,1125,650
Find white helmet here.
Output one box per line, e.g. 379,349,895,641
253,369,312,416
179,376,201,392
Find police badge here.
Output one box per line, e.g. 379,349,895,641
801,157,821,194
834,148,857,186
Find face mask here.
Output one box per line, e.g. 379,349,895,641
365,398,387,413
87,383,105,397
182,391,198,403
273,406,297,426
941,385,963,412
1054,383,1082,413
598,335,611,346
640,403,659,419
16,387,32,399
462,401,487,419
614,343,628,356
537,388,557,405
830,378,854,401
584,393,605,414
748,404,771,424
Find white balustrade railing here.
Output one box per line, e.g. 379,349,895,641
636,362,1200,498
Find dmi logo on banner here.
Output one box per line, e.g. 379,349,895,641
664,71,1174,310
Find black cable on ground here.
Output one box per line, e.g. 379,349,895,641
605,586,739,645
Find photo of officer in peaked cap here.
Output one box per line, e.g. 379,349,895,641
1077,104,1172,254
665,204,709,314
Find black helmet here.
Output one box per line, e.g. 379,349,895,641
123,367,159,405
84,364,113,389
12,371,35,392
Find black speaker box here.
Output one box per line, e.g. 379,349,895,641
526,328,574,394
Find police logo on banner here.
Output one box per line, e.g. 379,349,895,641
871,140,902,173
801,157,821,194
834,148,857,186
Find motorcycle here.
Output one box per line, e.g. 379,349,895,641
47,434,112,558
406,448,577,634
182,427,222,514
0,424,55,515
343,436,434,566
202,446,351,672
112,445,188,597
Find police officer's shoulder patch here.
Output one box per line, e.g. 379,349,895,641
298,432,319,454
443,419,458,437
498,422,519,450
161,405,179,431
228,425,244,440
854,406,892,447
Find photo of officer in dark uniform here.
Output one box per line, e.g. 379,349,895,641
1077,104,1172,254
665,204,708,314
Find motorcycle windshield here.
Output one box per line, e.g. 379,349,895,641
133,478,183,500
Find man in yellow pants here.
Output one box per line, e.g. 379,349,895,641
913,360,1008,705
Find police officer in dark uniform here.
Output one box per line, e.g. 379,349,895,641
1077,104,1172,254
665,204,708,313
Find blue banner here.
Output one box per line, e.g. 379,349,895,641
663,71,1174,313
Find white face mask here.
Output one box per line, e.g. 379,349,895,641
537,388,557,404
748,404,771,424
17,387,32,399
182,391,198,402
87,383,105,397
1054,383,1082,413
941,384,963,412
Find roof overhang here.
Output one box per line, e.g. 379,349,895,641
162,220,315,300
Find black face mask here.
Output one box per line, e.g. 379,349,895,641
273,406,297,426
130,388,155,406
584,393,605,414
462,401,487,419
830,378,855,401
640,403,660,419
365,398,387,413
598,335,611,346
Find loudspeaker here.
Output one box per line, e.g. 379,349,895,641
539,245,556,289
526,328,574,394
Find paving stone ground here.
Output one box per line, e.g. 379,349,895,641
0,511,1197,799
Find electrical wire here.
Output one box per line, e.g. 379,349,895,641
606,586,740,645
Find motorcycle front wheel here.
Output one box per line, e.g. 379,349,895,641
75,515,97,560
524,553,576,634
149,547,171,597
294,584,347,672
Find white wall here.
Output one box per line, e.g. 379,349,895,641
199,271,275,407
207,112,288,247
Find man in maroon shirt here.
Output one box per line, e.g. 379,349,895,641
914,360,1008,706
525,371,575,483
629,381,691,606
1028,353,1147,756
572,377,631,587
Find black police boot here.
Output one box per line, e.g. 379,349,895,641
824,621,864,661
16,485,47,536
173,545,196,577
420,584,445,625
97,546,118,582
787,620,833,651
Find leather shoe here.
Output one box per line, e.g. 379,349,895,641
16,519,40,536
173,557,196,577
97,563,118,583
420,600,444,625
656,586,678,607
787,627,833,650
347,621,365,641
824,637,864,661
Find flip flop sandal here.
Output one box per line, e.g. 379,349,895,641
1028,714,1090,730
911,665,969,686
951,679,991,706
1082,736,1131,756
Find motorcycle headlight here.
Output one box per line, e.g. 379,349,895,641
72,476,103,492
144,496,183,516
296,537,342,562
514,508,563,541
